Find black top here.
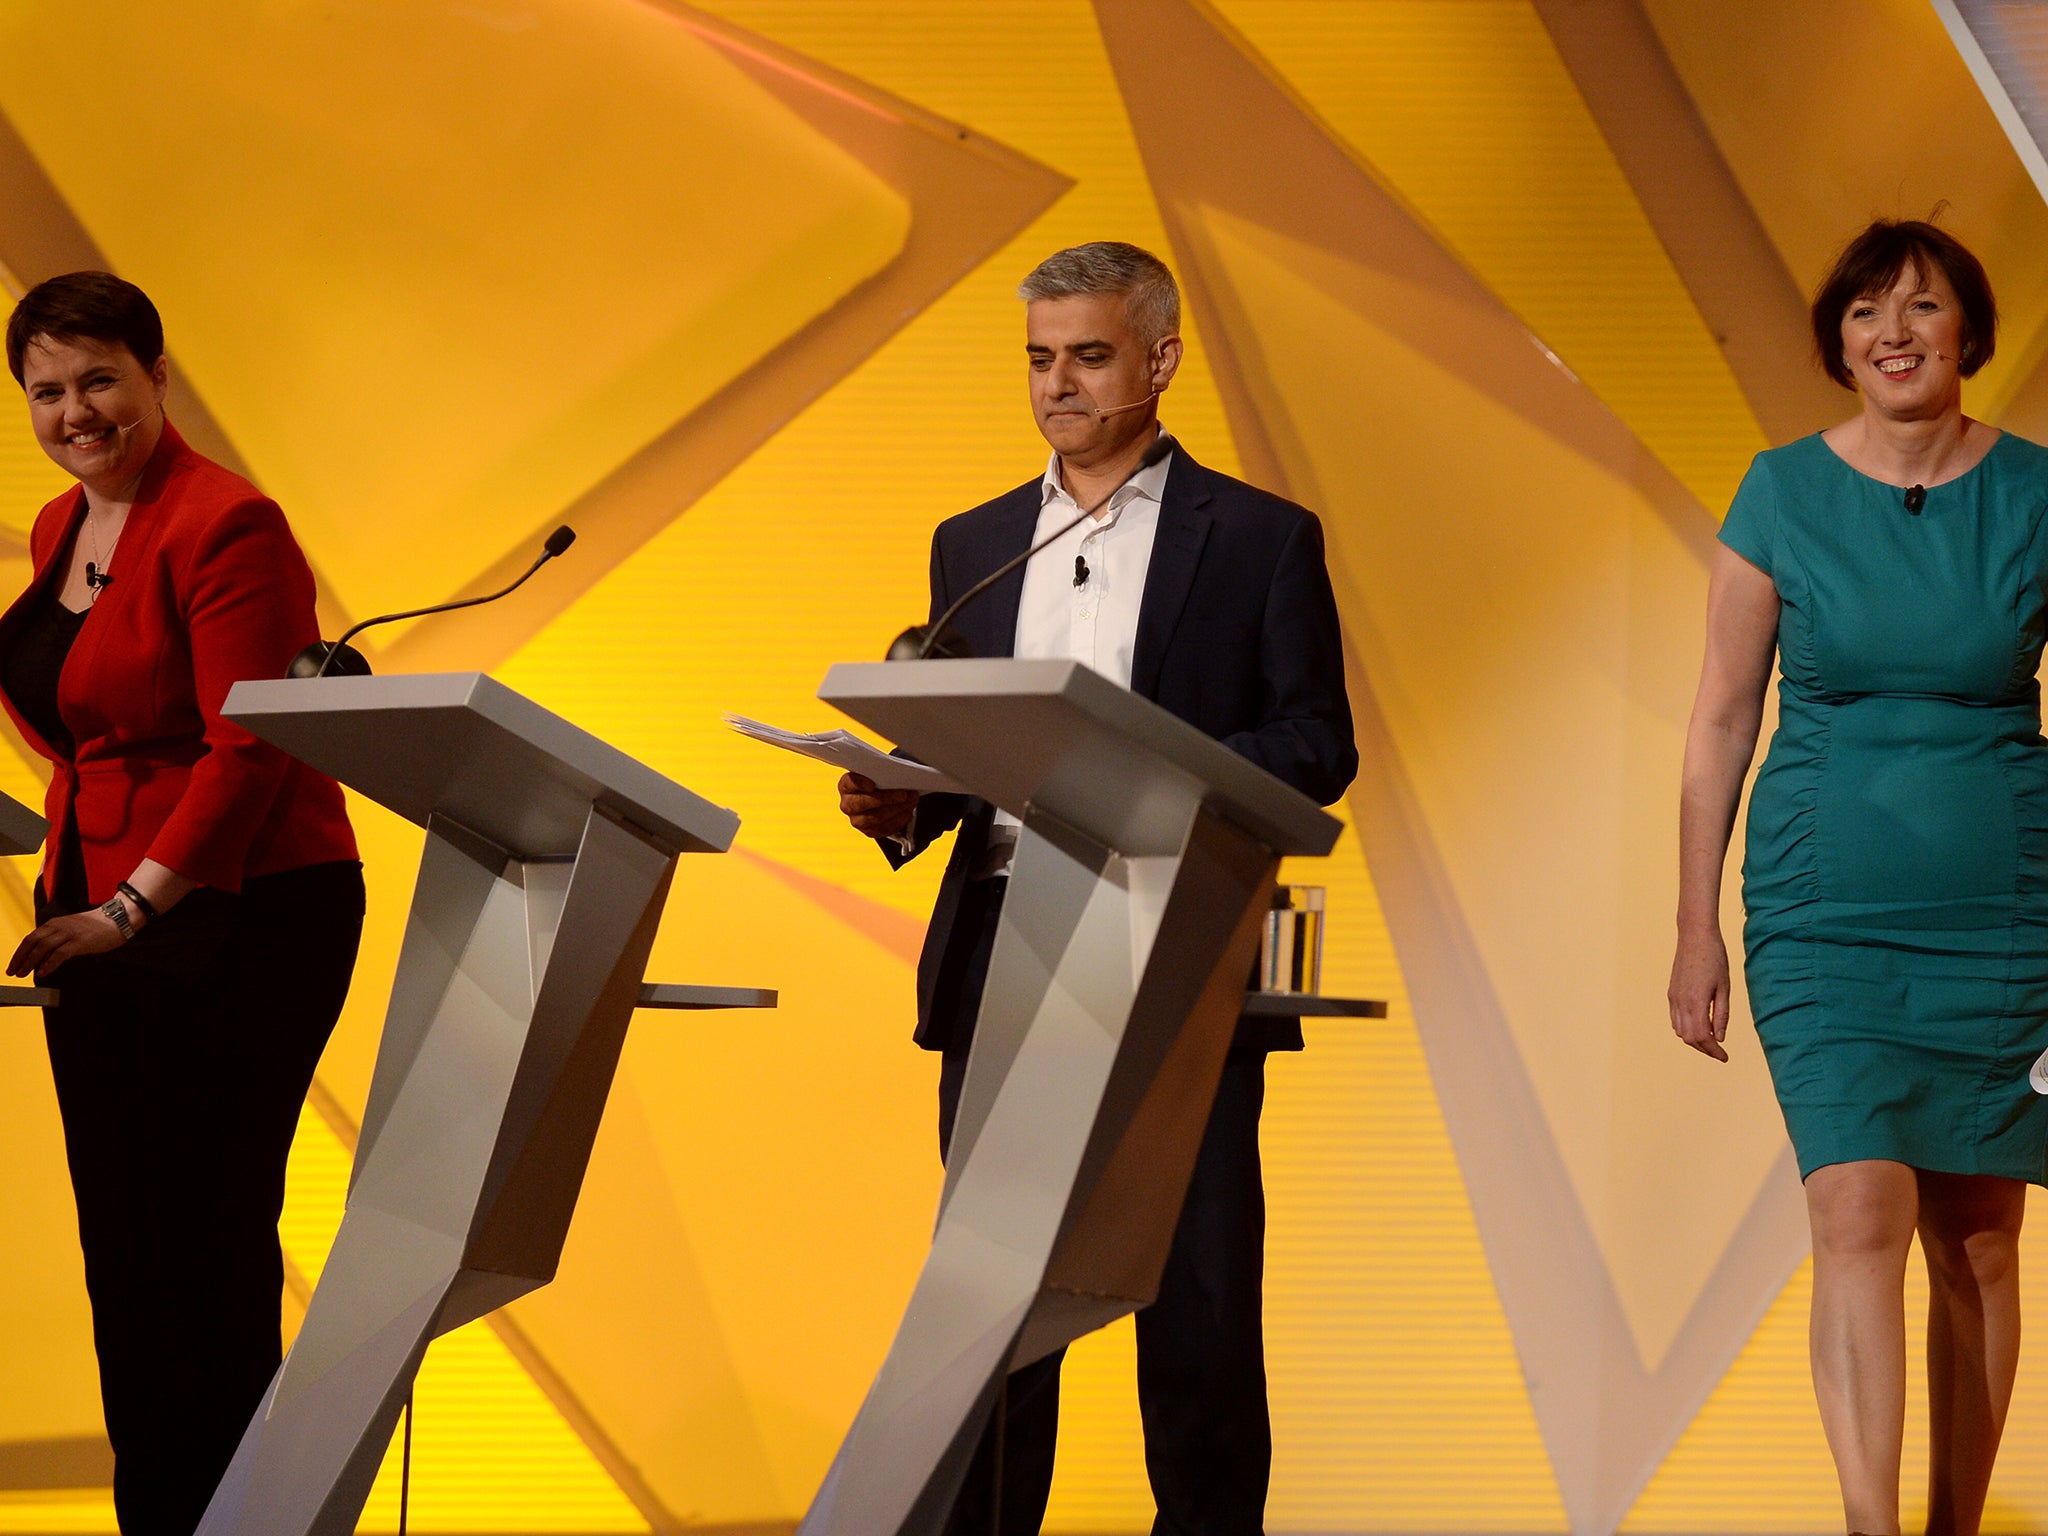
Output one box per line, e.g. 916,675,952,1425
2,585,90,909
4,586,86,755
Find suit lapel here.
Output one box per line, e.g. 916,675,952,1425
969,483,1040,660
0,486,87,763
13,486,86,614
1131,449,1214,699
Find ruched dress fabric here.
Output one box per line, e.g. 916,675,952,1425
1723,431,2048,1183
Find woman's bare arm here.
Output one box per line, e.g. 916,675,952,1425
1669,543,1780,1061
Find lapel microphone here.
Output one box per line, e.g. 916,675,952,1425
888,435,1173,661
290,525,576,678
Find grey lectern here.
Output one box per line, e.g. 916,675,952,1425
0,788,45,858
799,658,1342,1535
0,791,54,1008
199,673,743,1536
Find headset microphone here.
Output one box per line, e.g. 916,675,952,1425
1092,390,1159,418
113,401,164,437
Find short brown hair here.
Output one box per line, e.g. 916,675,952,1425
1018,242,1180,349
6,271,165,385
1810,220,1997,389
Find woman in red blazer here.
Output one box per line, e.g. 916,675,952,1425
1,272,361,1536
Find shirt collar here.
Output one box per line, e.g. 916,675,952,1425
1041,428,1175,518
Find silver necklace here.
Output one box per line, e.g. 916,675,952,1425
82,503,122,602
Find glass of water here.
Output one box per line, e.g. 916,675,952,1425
1259,885,1325,995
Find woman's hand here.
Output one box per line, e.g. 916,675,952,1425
1668,924,1732,1062
8,908,127,978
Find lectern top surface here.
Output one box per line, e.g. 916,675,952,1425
225,673,738,860
821,658,1340,857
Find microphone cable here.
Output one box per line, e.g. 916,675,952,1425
908,435,1174,660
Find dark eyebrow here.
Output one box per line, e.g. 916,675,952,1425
1027,337,1119,356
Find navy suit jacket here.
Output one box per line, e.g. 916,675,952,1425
890,444,1357,1054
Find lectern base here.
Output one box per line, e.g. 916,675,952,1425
198,805,676,1536
799,801,1276,1535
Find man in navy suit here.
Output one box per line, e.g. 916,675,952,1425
839,242,1355,1536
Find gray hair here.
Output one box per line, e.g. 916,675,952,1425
1017,241,1181,348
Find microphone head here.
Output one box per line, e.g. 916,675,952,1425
545,525,576,557
887,623,974,661
288,640,373,679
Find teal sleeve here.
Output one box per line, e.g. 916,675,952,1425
1717,455,1775,575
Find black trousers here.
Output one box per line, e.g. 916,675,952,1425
935,879,1272,1536
39,861,365,1536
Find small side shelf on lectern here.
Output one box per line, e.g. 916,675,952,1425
637,984,777,1010
1241,992,1386,1017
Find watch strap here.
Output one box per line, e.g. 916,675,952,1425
99,895,135,942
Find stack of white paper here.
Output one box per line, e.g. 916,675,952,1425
724,714,966,794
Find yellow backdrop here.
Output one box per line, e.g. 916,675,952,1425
3,2,2048,1533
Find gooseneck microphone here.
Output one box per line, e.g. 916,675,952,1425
887,436,1172,661
291,525,577,678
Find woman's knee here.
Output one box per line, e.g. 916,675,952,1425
1807,1160,1918,1260
1918,1172,2026,1291
1926,1228,2019,1297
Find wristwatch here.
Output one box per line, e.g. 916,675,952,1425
99,895,136,942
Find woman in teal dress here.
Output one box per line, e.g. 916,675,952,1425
1671,218,2048,1536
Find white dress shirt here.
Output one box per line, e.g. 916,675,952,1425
977,434,1174,873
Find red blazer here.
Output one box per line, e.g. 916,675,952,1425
0,423,356,900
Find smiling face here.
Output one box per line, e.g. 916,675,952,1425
1025,291,1181,469
1839,262,1969,418
20,333,168,500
